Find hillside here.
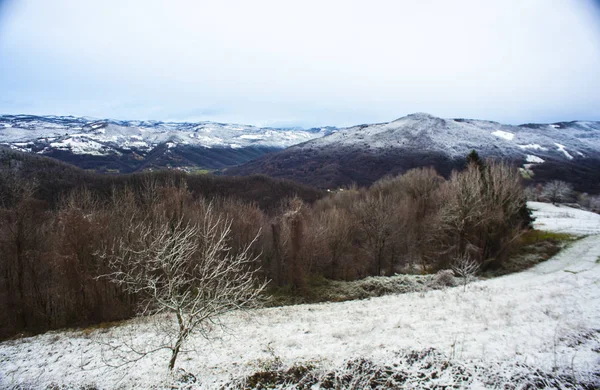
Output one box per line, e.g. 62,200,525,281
0,115,332,173
226,113,600,191
1,202,599,389
0,148,324,211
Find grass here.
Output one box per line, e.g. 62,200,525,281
266,272,454,307
484,230,577,277
519,230,575,245
184,167,214,175
224,349,594,390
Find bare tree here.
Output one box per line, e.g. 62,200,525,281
99,204,267,370
451,255,480,292
352,191,398,276
437,164,487,265
319,206,353,279
541,180,574,204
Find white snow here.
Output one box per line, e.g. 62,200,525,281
525,154,544,163
528,201,600,236
2,206,600,388
517,144,547,151
0,117,329,153
555,143,574,159
49,138,110,156
128,141,150,149
491,130,515,141
239,134,266,140
3,114,600,160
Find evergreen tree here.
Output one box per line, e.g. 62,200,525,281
466,149,484,171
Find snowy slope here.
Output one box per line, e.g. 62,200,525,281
0,115,334,173
227,113,600,190
0,115,331,155
529,201,600,236
297,112,600,161
1,203,599,389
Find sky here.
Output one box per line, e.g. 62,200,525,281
0,0,599,128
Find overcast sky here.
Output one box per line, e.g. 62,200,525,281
0,0,599,127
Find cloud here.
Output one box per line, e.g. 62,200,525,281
1,0,599,126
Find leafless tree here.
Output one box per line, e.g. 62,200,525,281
352,191,399,276
435,161,528,269
541,180,574,204
451,255,480,291
437,164,487,264
98,204,267,370
318,206,353,279
589,195,600,211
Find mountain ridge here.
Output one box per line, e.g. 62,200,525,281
3,113,600,192
0,114,333,173
225,113,600,192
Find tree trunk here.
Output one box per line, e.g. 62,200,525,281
168,339,182,371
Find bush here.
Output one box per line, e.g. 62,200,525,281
433,269,456,287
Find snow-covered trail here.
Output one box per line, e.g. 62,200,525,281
1,202,600,389
528,233,600,275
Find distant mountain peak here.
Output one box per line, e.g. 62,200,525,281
403,112,438,120
226,115,600,192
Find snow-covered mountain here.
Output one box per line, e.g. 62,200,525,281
0,115,334,173
4,113,600,191
227,113,600,191
306,112,600,158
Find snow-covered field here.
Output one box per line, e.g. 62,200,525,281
529,201,600,236
1,202,600,389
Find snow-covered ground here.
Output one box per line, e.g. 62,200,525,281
1,202,600,389
529,201,600,236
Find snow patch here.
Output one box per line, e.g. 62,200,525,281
554,143,573,159
239,134,265,140
491,130,515,141
49,138,110,156
517,144,547,151
525,155,544,163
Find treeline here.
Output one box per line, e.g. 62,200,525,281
0,149,324,211
0,150,530,339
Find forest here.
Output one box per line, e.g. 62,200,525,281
0,149,531,339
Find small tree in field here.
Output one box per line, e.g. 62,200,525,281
99,204,267,370
451,254,480,292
